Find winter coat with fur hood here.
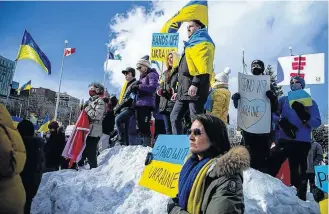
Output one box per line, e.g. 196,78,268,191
169,146,250,214
0,104,26,214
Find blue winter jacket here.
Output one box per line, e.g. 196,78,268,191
273,96,321,142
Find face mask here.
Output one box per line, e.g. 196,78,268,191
291,82,302,91
251,68,263,75
89,90,96,96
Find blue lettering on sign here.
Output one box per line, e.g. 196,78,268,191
151,33,179,48
315,165,328,193
152,135,190,165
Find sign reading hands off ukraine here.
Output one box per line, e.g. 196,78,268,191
150,33,179,62
237,73,271,134
139,135,190,197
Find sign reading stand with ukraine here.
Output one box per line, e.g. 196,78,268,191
150,33,179,62
139,135,190,197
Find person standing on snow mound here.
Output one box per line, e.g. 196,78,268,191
170,20,215,135
113,67,137,146
271,76,321,201
133,56,159,147
231,59,278,174
78,83,106,169
167,114,249,214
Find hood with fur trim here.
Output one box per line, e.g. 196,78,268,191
209,146,250,178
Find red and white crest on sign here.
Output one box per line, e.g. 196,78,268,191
64,48,76,57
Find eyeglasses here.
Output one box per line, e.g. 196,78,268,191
187,128,204,136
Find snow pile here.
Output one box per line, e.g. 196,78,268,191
32,146,320,214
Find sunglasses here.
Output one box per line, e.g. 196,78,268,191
137,66,142,70
187,128,204,136
291,81,300,84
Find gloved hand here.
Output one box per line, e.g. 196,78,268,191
231,93,241,109
279,117,298,139
131,84,139,93
156,88,167,97
266,90,277,100
167,198,179,213
291,101,311,122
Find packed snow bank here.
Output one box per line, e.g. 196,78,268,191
32,146,320,214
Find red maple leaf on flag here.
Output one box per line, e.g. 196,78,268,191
64,48,76,57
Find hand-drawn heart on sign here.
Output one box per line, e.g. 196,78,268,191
239,97,267,129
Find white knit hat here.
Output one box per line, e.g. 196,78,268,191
215,67,231,86
136,58,151,68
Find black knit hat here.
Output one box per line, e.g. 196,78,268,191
195,114,231,156
17,119,35,137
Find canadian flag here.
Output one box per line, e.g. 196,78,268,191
64,48,76,57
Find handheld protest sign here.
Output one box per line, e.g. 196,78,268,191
277,53,325,85
139,135,190,197
150,33,179,62
315,165,328,193
237,73,271,134
288,89,312,107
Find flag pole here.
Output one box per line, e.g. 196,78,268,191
5,61,18,107
54,40,68,121
104,43,110,88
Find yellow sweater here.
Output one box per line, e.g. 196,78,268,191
207,84,231,124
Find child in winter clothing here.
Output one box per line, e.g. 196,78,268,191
204,67,231,124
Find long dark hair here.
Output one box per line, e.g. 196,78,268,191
194,114,231,157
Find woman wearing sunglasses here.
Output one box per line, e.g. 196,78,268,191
167,114,250,214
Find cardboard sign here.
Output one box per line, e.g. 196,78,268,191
237,73,271,134
315,165,328,193
150,33,179,62
277,53,325,85
288,89,312,107
139,135,190,197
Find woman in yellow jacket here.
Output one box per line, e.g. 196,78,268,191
0,104,26,214
204,67,231,124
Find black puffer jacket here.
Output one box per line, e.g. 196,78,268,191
114,78,137,114
158,68,178,113
176,54,210,102
20,136,45,213
44,131,65,169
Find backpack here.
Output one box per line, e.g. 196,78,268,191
204,89,215,112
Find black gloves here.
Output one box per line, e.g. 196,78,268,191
131,84,139,93
231,93,240,109
279,117,298,139
291,101,311,123
167,198,179,213
266,90,277,100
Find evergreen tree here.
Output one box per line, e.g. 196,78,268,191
265,65,283,97
312,125,328,152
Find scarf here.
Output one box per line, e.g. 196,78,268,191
178,155,212,211
118,81,128,104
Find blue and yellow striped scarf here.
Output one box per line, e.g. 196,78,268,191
178,155,213,213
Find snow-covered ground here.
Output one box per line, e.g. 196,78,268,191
32,145,320,214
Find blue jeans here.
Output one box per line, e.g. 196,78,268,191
115,109,134,145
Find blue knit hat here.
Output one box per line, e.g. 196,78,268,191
290,76,305,89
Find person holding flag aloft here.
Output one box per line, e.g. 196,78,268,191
170,20,215,134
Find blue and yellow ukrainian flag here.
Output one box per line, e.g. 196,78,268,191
17,80,31,95
11,116,23,128
38,115,50,133
16,30,51,74
160,0,208,33
184,28,215,84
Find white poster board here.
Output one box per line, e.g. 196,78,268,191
237,73,271,134
277,53,325,85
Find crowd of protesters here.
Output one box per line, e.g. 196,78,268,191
0,19,327,214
